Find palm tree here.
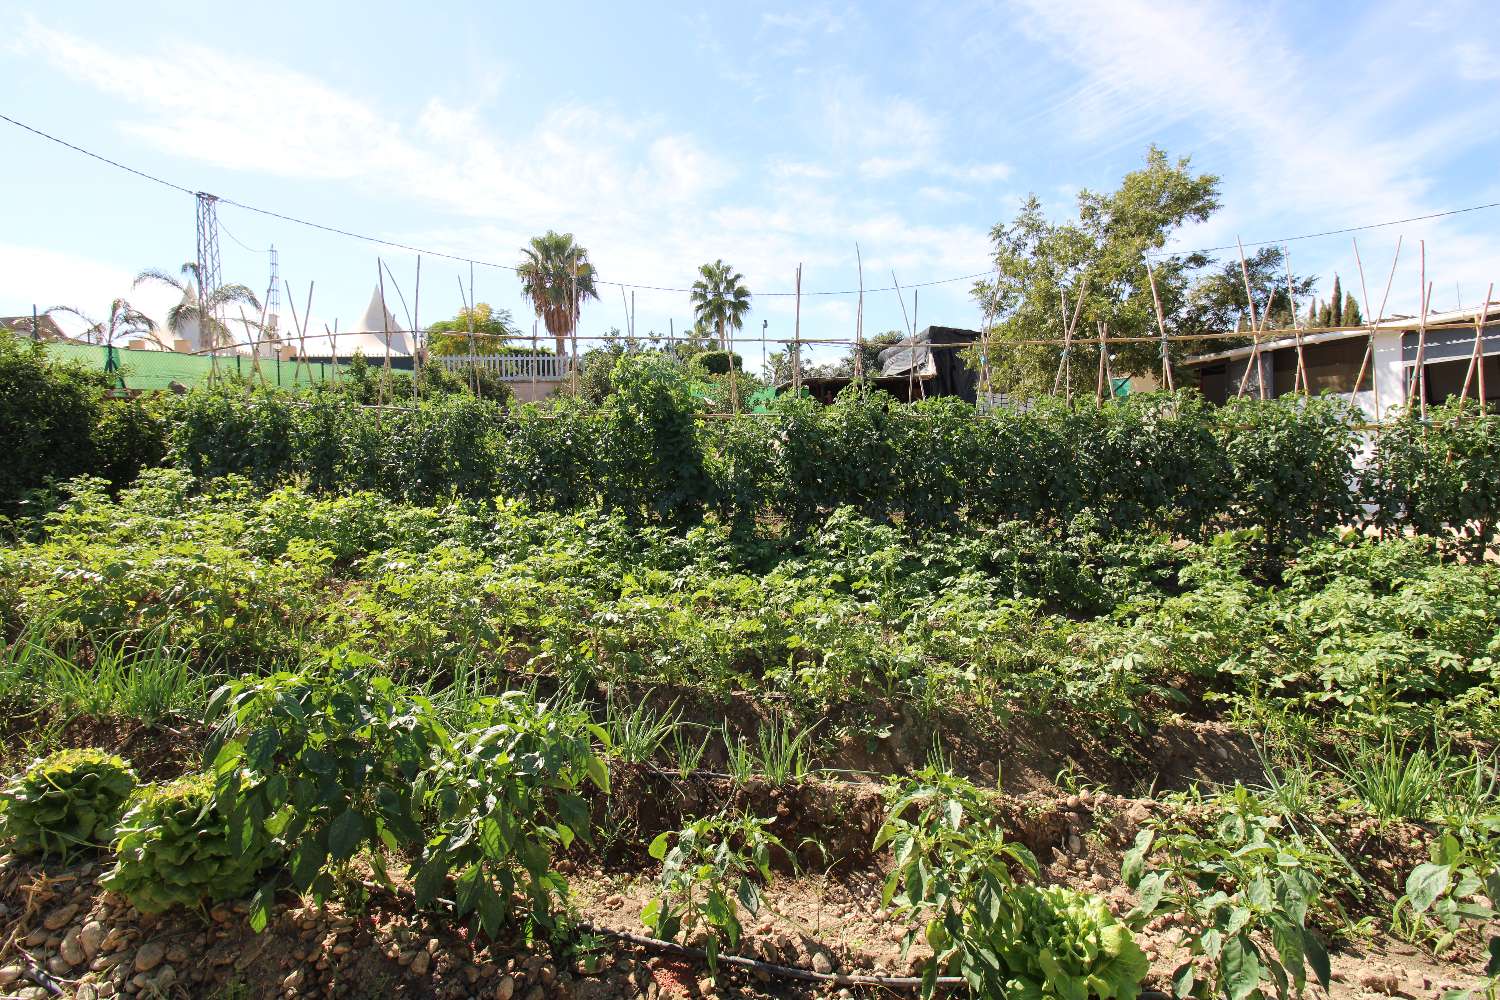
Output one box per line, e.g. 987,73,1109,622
690,260,751,350
134,263,260,353
516,232,598,359
47,299,158,348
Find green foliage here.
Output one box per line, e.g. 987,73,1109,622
998,885,1150,1000
1363,402,1500,561
103,772,278,914
977,146,1220,397
1394,824,1500,958
642,812,783,978
206,655,446,915
0,332,105,513
413,692,609,939
1123,790,1331,1000
92,396,170,489
695,349,742,375
876,768,1042,999
0,748,137,857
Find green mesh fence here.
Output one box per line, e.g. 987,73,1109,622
41,342,336,391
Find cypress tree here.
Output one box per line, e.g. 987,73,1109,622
1344,292,1362,327
1331,275,1343,326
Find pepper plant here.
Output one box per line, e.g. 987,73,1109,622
411,691,609,941
875,768,1042,999
1122,790,1331,1000
641,812,784,979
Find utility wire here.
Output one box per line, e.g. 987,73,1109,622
5,111,1499,296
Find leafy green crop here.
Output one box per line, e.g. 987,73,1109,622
412,691,609,940
102,772,278,913
206,653,446,923
0,748,136,857
998,885,1149,1000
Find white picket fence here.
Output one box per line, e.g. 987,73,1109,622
435,354,570,381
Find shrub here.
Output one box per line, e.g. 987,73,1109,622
92,396,170,489
694,350,742,375
1363,401,1500,561
170,383,297,485
0,333,103,513
102,772,276,913
206,654,445,914
0,748,137,857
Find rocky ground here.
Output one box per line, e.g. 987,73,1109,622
0,785,1486,1000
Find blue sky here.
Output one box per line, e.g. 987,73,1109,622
3,0,1498,368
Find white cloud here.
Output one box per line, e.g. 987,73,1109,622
1005,0,1500,311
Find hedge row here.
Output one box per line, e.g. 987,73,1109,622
5,344,1498,557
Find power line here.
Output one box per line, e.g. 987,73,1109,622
5,111,1499,297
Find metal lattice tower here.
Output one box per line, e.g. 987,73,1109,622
265,245,281,342
194,192,223,357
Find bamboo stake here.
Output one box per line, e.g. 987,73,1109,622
1235,238,1264,400
411,256,421,404
891,272,916,403
285,280,313,391
1351,236,1400,420
1459,284,1492,407
792,264,802,396
1144,257,1173,391
377,259,392,409
854,244,865,380
570,258,579,397
1284,247,1307,395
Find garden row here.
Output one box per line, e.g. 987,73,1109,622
7,336,1500,558
4,473,1497,740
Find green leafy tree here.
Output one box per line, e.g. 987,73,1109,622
1178,247,1317,348
517,231,598,359
689,260,752,351
133,263,261,351
426,303,521,356
975,146,1220,398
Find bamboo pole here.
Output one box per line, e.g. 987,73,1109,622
1235,238,1264,400
854,244,865,381
570,258,579,397
1459,284,1492,407
1144,258,1173,391
411,256,421,404
1351,237,1400,421
1284,248,1307,395
792,264,802,396
378,259,392,409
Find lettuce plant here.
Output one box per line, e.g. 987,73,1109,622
998,885,1149,1000
0,748,136,857
102,773,277,913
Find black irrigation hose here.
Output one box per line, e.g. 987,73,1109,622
578,921,965,991
579,922,1176,999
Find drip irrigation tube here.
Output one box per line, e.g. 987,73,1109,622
579,922,1174,998
578,921,964,991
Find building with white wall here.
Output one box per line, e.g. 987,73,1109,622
1182,303,1498,420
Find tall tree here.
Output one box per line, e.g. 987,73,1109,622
1330,275,1343,327
1343,292,1363,327
134,263,261,352
974,146,1221,398
689,260,752,350
426,303,521,356
1178,246,1316,343
517,231,599,358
